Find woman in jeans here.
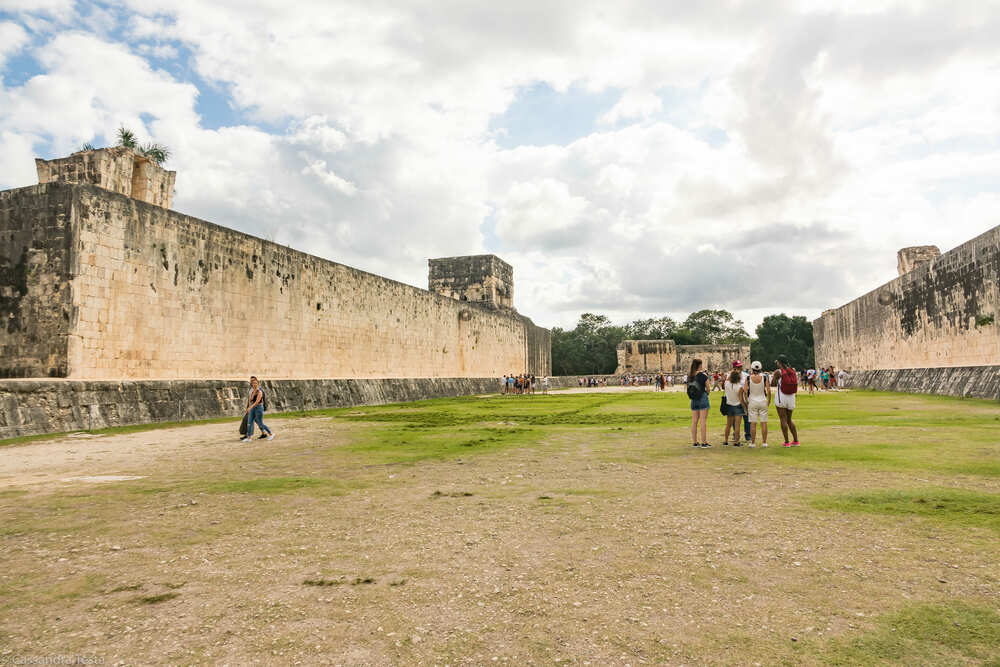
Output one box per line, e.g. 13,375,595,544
722,369,745,446
688,358,711,448
241,376,274,442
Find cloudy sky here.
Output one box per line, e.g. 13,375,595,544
1,1,998,332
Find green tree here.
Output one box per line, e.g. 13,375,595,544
622,316,677,340
749,314,815,370
681,309,751,344
550,313,624,375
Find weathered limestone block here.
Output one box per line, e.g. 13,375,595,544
897,245,941,276
35,147,175,209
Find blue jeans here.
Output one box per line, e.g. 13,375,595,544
247,405,269,437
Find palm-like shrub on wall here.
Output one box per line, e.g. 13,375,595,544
114,126,171,165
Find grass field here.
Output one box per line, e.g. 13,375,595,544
0,388,997,664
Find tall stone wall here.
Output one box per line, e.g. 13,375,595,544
814,225,1000,372
615,340,750,374
0,184,74,377
0,183,550,381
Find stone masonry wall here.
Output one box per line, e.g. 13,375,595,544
0,183,550,380
0,184,74,377
615,340,750,375
814,224,1000,372
0,377,507,439
841,366,1000,400
35,147,176,209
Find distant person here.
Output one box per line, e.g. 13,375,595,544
742,361,771,447
542,376,550,394
837,368,849,388
241,376,274,442
686,358,711,448
734,360,752,442
723,368,745,446
771,355,799,447
806,368,818,394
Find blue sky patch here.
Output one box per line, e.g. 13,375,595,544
490,82,620,149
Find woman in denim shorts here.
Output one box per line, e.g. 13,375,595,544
688,358,711,448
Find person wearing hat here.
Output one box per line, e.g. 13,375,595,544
741,361,771,447
771,354,800,446
722,363,746,446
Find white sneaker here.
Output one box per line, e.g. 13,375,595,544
748,443,755,448
240,437,251,443
761,442,768,448
267,434,275,441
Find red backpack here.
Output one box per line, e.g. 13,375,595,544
780,367,798,394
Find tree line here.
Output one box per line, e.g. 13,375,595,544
551,310,815,375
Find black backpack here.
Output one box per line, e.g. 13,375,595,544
260,388,268,411
686,376,703,400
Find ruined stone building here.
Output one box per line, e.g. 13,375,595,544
0,149,551,436
813,230,1000,399
615,340,750,375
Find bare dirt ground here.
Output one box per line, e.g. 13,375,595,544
0,400,996,665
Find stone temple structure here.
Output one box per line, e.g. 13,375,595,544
0,150,551,436
615,340,750,375
814,227,1000,399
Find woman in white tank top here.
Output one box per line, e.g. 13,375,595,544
741,361,771,447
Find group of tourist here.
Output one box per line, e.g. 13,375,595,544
502,374,549,394
804,366,849,392
687,356,800,449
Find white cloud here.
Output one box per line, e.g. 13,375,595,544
1,0,999,334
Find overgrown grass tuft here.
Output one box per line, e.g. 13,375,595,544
810,487,1000,531
820,602,1000,664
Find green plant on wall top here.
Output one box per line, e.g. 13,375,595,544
74,127,172,165
975,314,994,327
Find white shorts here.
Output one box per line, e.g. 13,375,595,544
747,403,769,422
775,391,796,410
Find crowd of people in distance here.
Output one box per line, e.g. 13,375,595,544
502,374,549,395
619,374,677,389
580,377,608,387
687,355,806,449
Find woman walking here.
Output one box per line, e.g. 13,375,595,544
742,361,771,447
687,358,711,448
722,368,745,446
241,376,274,443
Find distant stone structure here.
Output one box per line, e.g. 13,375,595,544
615,340,750,375
0,152,551,435
428,254,513,309
814,227,999,399
35,146,176,209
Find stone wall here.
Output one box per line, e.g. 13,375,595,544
0,184,74,377
428,254,514,309
814,225,1000,372
0,377,509,439
843,366,1000,400
615,340,751,375
0,183,550,381
35,147,175,209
